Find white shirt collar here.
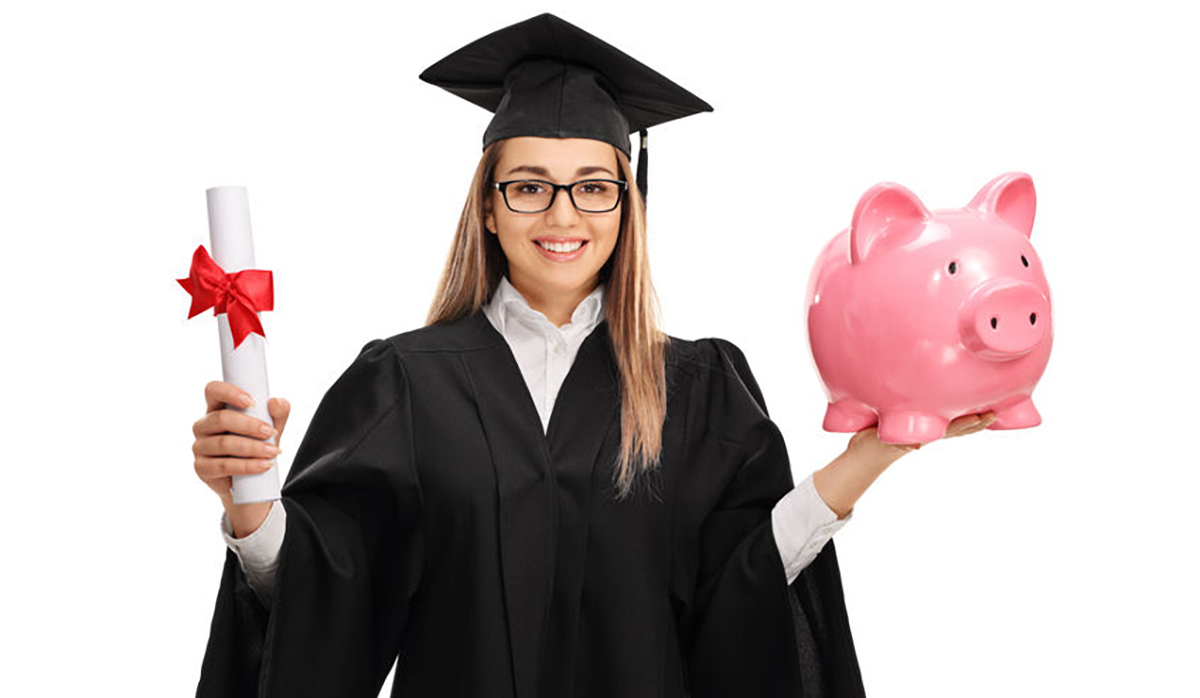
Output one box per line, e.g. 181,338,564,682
484,275,606,335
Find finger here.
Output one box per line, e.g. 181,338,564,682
949,425,983,439
205,380,255,414
949,414,983,429
268,398,290,446
195,455,274,479
968,412,999,434
946,412,997,438
194,408,277,440
195,431,282,460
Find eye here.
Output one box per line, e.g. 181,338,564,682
948,261,957,275
579,182,608,194
516,182,544,194
1021,254,1030,267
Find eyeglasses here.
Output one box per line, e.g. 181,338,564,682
492,178,628,214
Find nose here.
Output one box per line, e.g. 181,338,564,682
545,185,581,225
957,279,1050,360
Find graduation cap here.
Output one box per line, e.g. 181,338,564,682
418,12,713,205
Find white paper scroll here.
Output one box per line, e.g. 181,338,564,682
206,186,280,504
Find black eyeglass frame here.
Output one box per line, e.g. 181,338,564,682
491,178,629,214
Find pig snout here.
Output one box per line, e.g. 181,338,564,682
957,279,1049,360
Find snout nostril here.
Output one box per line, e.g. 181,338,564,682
1030,312,1037,325
990,317,998,330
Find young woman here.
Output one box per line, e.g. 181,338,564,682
191,13,996,698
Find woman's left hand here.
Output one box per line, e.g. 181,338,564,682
849,411,999,462
825,411,999,520
942,411,999,440
899,411,999,452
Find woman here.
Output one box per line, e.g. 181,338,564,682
192,13,996,698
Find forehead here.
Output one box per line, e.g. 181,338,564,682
498,137,619,174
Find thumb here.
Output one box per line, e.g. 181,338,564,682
269,397,290,448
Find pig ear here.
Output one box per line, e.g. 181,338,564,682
967,172,1036,238
849,182,931,265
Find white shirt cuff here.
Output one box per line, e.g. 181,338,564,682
220,499,286,605
772,472,854,585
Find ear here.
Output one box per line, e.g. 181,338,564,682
484,196,497,235
967,172,1036,239
850,182,931,265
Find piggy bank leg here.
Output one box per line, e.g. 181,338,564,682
989,397,1042,430
877,411,950,445
823,398,878,433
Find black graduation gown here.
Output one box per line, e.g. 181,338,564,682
196,309,865,698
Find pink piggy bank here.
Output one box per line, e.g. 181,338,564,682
805,172,1053,445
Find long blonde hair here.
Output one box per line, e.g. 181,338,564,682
425,139,670,501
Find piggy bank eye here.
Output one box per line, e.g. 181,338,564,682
948,261,958,275
1021,255,1030,267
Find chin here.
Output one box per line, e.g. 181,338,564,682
546,273,598,292
525,267,599,292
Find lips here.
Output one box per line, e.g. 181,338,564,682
534,236,588,244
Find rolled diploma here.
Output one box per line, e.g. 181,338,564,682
207,186,281,504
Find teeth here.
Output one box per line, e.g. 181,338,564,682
537,240,584,253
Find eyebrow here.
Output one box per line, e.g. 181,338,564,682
504,165,616,179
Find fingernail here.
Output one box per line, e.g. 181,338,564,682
260,423,274,437
241,394,255,407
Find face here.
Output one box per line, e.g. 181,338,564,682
485,137,623,302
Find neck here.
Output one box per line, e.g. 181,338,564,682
509,274,598,328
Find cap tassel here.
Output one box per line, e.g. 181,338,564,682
635,128,648,205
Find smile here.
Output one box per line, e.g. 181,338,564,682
533,239,588,260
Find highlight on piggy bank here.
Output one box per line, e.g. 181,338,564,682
804,172,1053,445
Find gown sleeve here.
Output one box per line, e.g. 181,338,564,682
219,498,287,608
196,338,424,698
685,338,865,698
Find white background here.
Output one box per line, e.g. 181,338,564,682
3,0,1196,695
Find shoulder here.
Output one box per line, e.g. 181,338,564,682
378,310,502,356
665,334,759,392
336,313,493,382
664,333,771,441
666,335,753,374
337,311,505,391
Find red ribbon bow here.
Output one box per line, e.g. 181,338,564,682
177,244,274,349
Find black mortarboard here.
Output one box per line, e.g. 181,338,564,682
418,12,713,205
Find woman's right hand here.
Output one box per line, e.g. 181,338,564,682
193,381,290,535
